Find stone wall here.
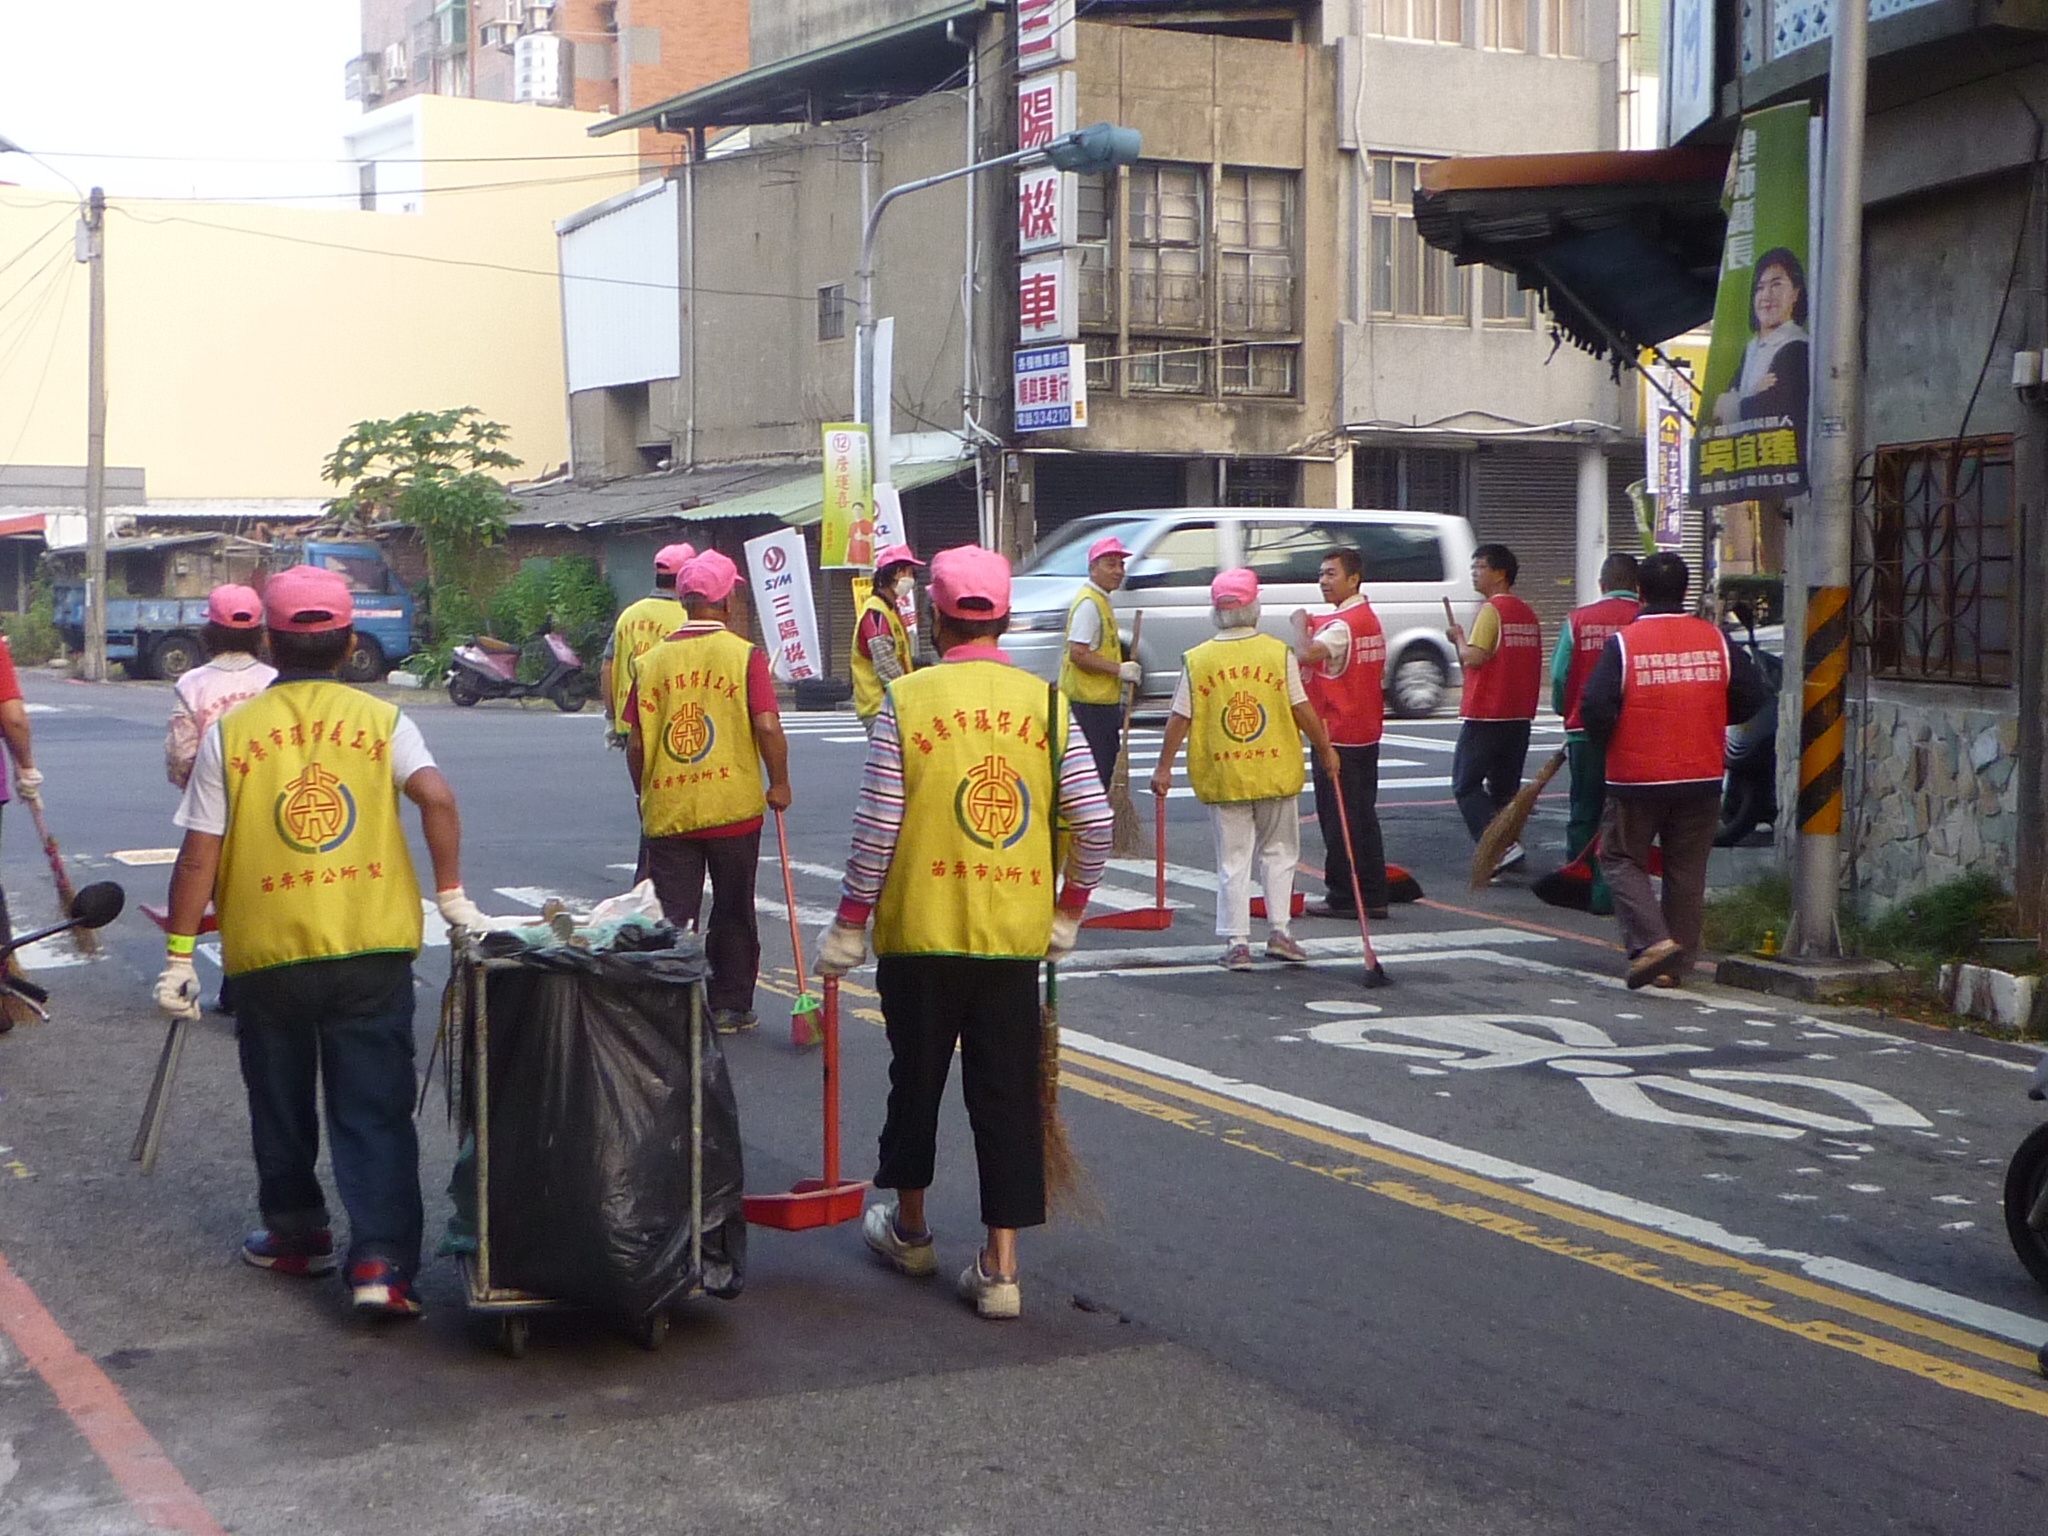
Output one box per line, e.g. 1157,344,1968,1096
1849,695,2020,911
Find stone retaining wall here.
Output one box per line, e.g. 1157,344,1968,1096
1848,697,2019,911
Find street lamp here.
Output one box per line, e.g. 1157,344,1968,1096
853,122,1141,431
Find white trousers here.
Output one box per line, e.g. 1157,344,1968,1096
1209,798,1299,941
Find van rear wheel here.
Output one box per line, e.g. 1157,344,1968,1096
337,635,386,684
1388,645,1449,718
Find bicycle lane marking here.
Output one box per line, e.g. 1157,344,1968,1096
0,1251,229,1534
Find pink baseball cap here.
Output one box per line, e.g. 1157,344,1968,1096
206,583,263,630
677,549,740,601
263,566,354,633
1087,536,1133,563
872,544,923,572
1210,568,1260,609
929,545,1011,619
654,542,698,578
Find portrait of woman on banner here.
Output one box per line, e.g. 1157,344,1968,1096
1711,247,1809,438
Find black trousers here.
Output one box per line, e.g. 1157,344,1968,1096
1312,744,1387,912
1451,719,1533,842
645,828,762,1014
1069,700,1122,788
874,954,1044,1230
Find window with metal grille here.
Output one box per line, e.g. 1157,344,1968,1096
1220,344,1296,397
1126,339,1205,393
1483,267,1534,327
1128,163,1206,330
1076,171,1113,327
1355,446,1464,512
1218,168,1294,335
1366,0,1463,43
817,284,845,342
1371,156,1467,321
1863,436,2015,686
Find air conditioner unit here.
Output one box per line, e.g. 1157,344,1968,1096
384,42,410,84
481,20,518,47
344,53,385,102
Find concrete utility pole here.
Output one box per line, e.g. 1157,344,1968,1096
81,187,108,685
1787,5,1866,957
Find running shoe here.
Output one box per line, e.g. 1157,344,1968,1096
347,1258,423,1318
861,1202,937,1278
240,1227,338,1277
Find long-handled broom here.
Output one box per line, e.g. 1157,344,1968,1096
1469,748,1566,890
1041,682,1097,1218
772,808,824,1046
1106,613,1146,857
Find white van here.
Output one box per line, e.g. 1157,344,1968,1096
1005,508,1476,717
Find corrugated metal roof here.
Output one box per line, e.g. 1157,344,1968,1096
507,462,815,530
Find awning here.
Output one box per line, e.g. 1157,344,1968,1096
508,457,971,531
593,1,993,137
775,457,971,529
0,514,46,538
1414,148,1730,369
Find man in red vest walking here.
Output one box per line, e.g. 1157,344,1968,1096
1292,546,1389,919
1550,553,1641,914
1579,553,1767,988
1446,543,1542,876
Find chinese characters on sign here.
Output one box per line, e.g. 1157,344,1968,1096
743,528,824,682
1018,253,1077,343
1016,0,1076,74
819,423,873,570
1645,362,1694,550
1016,71,1074,153
1013,344,1088,432
1017,165,1074,254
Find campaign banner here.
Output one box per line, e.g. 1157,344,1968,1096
1645,362,1694,550
820,423,873,570
744,528,823,683
871,481,907,556
1694,102,1811,507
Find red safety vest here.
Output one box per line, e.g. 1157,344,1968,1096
1561,594,1642,732
1606,615,1731,786
1303,599,1386,748
1459,593,1542,721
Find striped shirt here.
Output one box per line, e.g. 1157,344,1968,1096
836,644,1114,925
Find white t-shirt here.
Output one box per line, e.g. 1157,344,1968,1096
1066,581,1113,647
1310,594,1368,680
1169,629,1308,718
175,709,436,837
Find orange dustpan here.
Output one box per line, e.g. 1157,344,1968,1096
742,974,866,1230
1083,790,1174,931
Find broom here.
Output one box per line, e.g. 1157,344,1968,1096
1106,613,1145,856
1468,748,1565,890
27,796,98,957
1041,682,1098,1219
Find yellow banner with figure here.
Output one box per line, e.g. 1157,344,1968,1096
820,424,873,570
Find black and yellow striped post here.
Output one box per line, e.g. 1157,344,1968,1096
1797,585,1849,836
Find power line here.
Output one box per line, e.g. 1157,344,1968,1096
0,260,77,468
0,210,73,290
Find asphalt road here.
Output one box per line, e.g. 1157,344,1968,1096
1,668,2044,1536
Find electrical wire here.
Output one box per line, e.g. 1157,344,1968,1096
0,260,77,469
29,146,678,167
0,210,76,287
1954,121,2043,444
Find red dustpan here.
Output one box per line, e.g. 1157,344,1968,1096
743,974,866,1230
1083,790,1174,931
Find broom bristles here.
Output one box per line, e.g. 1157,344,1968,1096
1039,1005,1102,1222
1108,781,1143,856
1468,749,1566,889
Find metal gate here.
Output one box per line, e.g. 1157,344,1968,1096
1467,444,1581,634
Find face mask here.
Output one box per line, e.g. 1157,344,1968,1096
893,576,914,600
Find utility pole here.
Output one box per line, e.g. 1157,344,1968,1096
1787,6,1866,957
80,187,108,685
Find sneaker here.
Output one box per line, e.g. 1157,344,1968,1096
347,1258,423,1318
956,1255,1021,1320
861,1202,937,1278
711,1009,758,1034
1490,842,1527,878
1303,900,1356,920
1265,930,1308,963
241,1227,338,1277
1627,939,1685,991
1221,942,1255,972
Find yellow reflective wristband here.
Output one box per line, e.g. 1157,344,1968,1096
165,933,196,957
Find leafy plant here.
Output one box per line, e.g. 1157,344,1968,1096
2,569,61,666
1702,874,1790,955
1859,873,2012,976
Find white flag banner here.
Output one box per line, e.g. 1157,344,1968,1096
744,528,824,683
871,482,907,554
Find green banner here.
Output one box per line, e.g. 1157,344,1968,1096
1694,101,1811,508
820,423,873,570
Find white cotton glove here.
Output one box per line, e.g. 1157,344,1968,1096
153,955,201,1021
1047,910,1081,961
435,886,491,934
14,767,42,806
1117,660,1143,686
815,920,868,978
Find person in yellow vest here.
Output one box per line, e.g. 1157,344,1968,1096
815,545,1113,1320
851,543,924,737
1150,568,1340,972
626,549,791,1033
601,541,695,744
154,566,481,1319
1058,535,1144,785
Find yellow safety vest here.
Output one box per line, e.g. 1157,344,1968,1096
850,593,911,721
214,680,423,978
608,595,681,723
1056,585,1122,705
634,628,766,837
876,661,1069,960
1182,633,1304,805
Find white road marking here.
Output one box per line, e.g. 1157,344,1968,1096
108,848,180,866
1061,1027,2048,1349
1689,1070,1930,1128
757,895,839,926
1055,926,1555,977
493,886,586,912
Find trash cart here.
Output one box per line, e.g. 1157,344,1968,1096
438,925,746,1356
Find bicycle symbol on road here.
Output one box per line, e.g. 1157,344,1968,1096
1300,1004,1929,1140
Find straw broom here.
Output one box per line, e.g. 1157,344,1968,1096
1041,682,1100,1220
1106,613,1145,857
1469,748,1566,889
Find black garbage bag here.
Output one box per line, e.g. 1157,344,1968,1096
470,933,745,1321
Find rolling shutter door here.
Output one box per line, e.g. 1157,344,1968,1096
1031,453,1186,540
905,473,981,555
1467,444,1580,635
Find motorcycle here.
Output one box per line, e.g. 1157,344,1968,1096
445,622,592,713
1715,603,1783,847
2004,1055,2048,1371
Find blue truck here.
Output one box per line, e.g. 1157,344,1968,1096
52,535,417,683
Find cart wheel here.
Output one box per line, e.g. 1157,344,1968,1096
635,1311,668,1352
497,1316,530,1359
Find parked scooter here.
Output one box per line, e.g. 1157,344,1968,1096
2005,1053,2048,1376
446,621,592,712
1715,604,1783,846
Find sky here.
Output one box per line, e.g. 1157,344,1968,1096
0,1,364,205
